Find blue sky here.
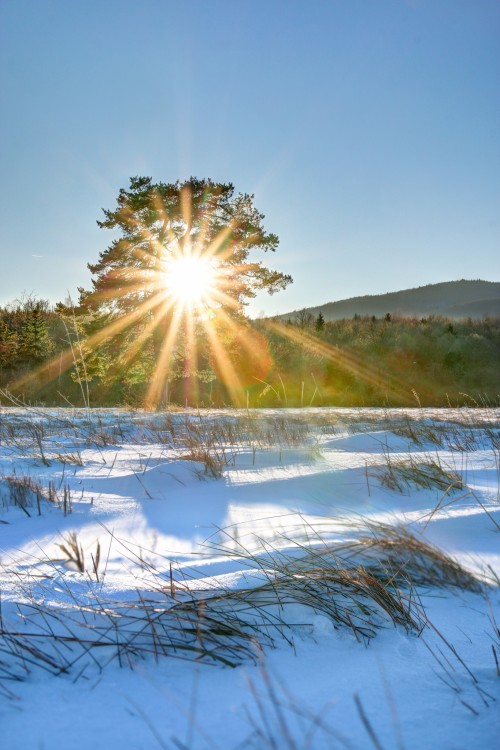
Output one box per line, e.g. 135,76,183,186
1,0,499,316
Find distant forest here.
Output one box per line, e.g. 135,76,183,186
1,296,498,408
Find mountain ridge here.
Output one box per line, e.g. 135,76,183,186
275,280,500,321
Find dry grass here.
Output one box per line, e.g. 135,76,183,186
0,405,497,706
372,451,463,494
0,474,73,517
0,514,488,688
332,520,483,592
0,474,45,515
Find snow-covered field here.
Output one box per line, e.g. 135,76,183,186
1,407,499,749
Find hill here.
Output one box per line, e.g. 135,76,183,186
278,280,500,321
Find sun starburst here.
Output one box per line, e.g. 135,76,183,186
162,253,218,310
12,178,293,408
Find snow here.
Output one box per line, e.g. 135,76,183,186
0,407,499,749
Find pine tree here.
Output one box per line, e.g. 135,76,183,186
77,177,292,404
315,311,325,332
20,305,53,362
80,177,291,324
0,319,19,367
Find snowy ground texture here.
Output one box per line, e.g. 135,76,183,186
0,406,499,750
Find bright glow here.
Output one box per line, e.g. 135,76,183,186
164,254,217,308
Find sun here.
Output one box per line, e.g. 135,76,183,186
163,254,218,309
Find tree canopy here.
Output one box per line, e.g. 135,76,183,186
80,176,292,316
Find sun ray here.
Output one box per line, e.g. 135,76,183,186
180,183,193,243
101,296,178,387
11,290,169,392
202,223,235,261
145,308,184,408
200,317,246,406
183,308,200,404
262,319,413,404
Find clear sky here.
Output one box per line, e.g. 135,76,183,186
1,0,499,317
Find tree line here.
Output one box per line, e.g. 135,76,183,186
0,297,498,407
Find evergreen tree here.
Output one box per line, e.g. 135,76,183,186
20,305,53,361
315,311,325,332
77,177,292,404
0,319,19,368
80,177,291,324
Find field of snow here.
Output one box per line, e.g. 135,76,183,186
0,406,499,749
